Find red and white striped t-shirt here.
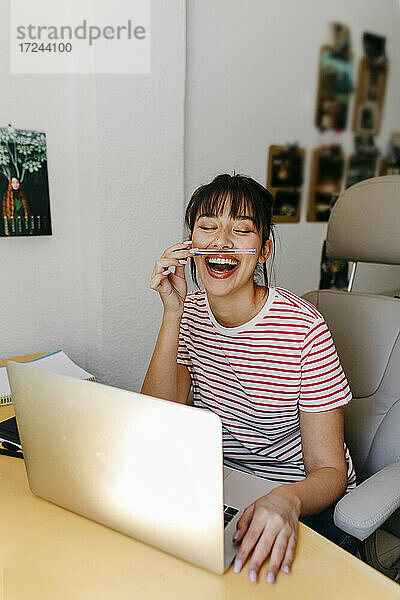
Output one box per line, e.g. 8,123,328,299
177,287,356,492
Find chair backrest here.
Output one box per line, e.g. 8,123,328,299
303,176,400,483
303,290,400,482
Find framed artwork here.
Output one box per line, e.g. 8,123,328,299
267,144,305,223
330,23,351,62
346,154,377,188
380,133,400,175
352,33,388,136
315,25,353,133
0,125,52,237
319,240,349,290
315,45,353,132
307,146,345,222
345,136,379,188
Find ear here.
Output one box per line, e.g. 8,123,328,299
258,239,273,264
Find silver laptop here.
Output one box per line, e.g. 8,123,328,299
6,360,277,574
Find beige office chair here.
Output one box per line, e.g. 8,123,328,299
303,175,400,582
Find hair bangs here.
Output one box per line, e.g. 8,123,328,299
186,175,263,231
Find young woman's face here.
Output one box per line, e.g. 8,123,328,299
11,178,20,190
191,202,271,297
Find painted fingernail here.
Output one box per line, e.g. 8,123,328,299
163,266,175,275
232,530,240,541
233,558,242,573
249,570,257,583
282,565,290,574
266,571,275,584
178,259,187,264
182,240,192,244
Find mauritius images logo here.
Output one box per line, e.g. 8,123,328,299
10,0,151,74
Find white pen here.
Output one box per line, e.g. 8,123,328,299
189,248,257,255
163,247,256,275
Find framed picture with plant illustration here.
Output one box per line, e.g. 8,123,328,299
267,144,305,223
0,125,52,237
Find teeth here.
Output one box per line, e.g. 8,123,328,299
208,258,238,265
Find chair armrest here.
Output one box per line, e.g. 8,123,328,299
334,460,400,541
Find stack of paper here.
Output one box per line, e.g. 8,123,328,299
0,350,95,405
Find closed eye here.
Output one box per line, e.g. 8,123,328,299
199,226,217,230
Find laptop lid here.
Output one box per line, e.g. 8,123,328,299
6,361,226,574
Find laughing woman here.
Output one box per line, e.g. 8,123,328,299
141,173,357,584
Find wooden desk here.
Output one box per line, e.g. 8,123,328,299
0,405,398,600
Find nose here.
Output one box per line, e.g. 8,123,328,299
210,227,234,250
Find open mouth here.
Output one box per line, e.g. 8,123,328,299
205,256,240,279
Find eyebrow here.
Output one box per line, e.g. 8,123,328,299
197,213,256,224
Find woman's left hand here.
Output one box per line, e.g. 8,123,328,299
232,486,301,584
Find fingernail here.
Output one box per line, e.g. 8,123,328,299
182,240,192,244
266,572,275,584
282,565,290,574
188,248,198,254
249,570,257,583
233,530,240,541
179,259,187,264
233,558,242,573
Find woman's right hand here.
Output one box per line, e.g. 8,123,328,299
150,241,192,316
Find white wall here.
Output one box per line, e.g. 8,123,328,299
0,0,85,365
90,1,186,389
185,0,400,296
0,0,186,392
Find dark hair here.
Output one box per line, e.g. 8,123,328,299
185,173,275,288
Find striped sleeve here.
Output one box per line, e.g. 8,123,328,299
299,318,352,412
177,312,191,366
